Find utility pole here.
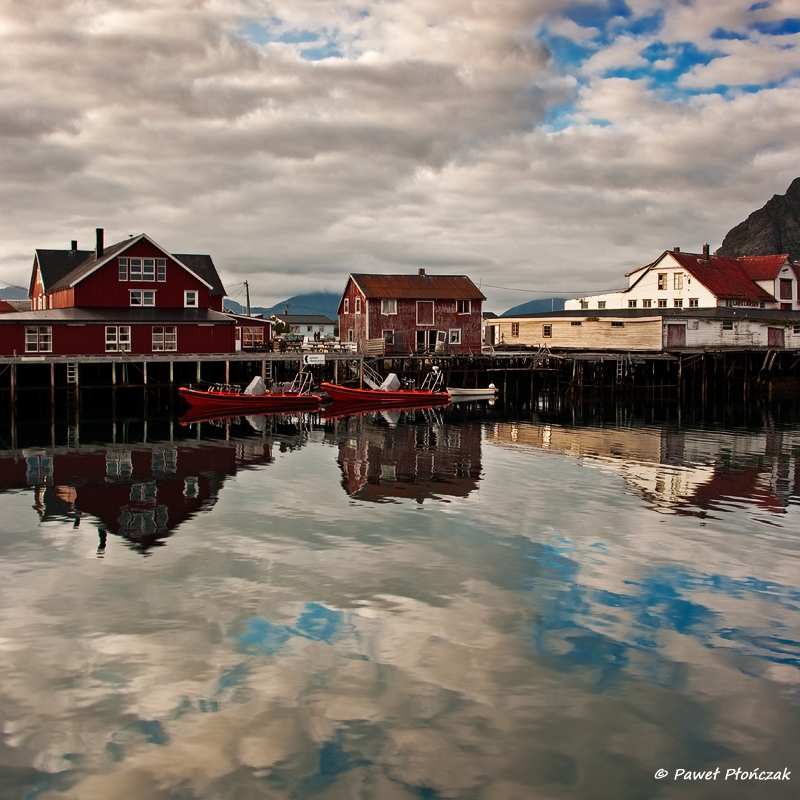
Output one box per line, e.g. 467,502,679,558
245,281,251,316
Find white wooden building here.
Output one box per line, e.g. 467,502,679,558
565,247,800,312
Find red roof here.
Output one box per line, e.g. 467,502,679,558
0,299,17,313
668,252,774,302
349,273,485,301
736,255,790,281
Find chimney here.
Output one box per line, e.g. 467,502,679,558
95,228,104,258
702,243,710,260
418,268,426,276
71,240,78,250
673,246,680,252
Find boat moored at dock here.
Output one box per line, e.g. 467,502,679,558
320,367,450,407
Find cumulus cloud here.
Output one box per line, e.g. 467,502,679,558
0,0,798,308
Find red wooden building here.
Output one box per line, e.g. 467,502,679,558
338,270,485,355
0,229,270,357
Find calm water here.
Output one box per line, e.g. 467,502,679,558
0,398,798,799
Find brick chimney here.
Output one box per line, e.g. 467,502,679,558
702,243,710,260
418,268,426,276
95,228,104,258
71,240,78,250
673,246,680,252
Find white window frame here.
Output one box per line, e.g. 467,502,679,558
381,299,397,315
106,326,131,352
142,259,155,281
130,290,155,306
25,326,52,353
382,329,395,345
347,328,354,342
241,326,264,348
457,299,471,315
118,258,128,281
129,258,143,281
152,325,177,352
184,290,198,308
448,328,461,344
657,273,668,290
542,324,552,338
343,298,349,314
674,272,683,290
355,297,362,314
157,258,167,282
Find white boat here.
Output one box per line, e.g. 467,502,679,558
446,384,497,398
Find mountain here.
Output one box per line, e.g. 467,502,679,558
718,177,800,261
0,286,29,300
224,292,340,318
502,298,566,316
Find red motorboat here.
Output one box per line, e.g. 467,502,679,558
179,373,322,413
320,368,450,407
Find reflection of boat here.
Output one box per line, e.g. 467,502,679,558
320,368,450,407
178,408,304,430
446,384,497,399
179,373,321,413
322,399,449,421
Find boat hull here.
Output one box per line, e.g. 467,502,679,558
320,382,450,406
178,386,322,413
446,387,497,398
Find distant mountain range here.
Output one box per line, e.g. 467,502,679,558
719,176,800,262
501,298,566,316
224,292,340,318
0,286,28,300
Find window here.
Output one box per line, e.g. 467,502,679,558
571,321,582,326
119,258,128,281
25,326,52,353
542,324,552,338
658,299,668,308
307,326,313,333
658,273,667,290
347,329,354,342
794,325,800,334
628,299,637,308
611,321,624,327
130,290,155,306
511,322,520,337
344,298,349,314
157,259,166,282
129,258,143,281
674,273,683,290
106,326,131,352
457,299,471,314
722,321,733,331
381,299,397,315
780,278,792,300
642,299,652,308
355,297,361,314
597,301,606,309
674,299,683,308
689,298,699,308
580,300,589,310
449,328,461,344
152,326,177,352
241,326,264,348
382,329,394,345
184,291,198,308
143,259,155,281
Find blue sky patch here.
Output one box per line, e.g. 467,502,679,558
563,0,632,29
750,18,800,35
749,2,771,10
710,27,749,41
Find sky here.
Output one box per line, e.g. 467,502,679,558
0,0,799,312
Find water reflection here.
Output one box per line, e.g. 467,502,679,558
0,401,798,799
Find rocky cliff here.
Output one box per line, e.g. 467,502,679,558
718,177,800,261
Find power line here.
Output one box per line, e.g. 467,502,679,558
479,282,622,295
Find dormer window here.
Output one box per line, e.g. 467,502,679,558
184,290,198,308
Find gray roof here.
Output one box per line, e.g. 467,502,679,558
0,307,235,325
273,314,336,325
40,235,225,296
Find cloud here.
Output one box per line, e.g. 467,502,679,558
0,0,798,310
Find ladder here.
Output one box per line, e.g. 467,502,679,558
616,358,624,381
347,360,383,389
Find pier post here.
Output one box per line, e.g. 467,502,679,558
50,361,55,407
226,360,230,384
196,360,201,384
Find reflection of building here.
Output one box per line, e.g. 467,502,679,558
486,421,800,515
334,411,482,502
0,441,274,553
